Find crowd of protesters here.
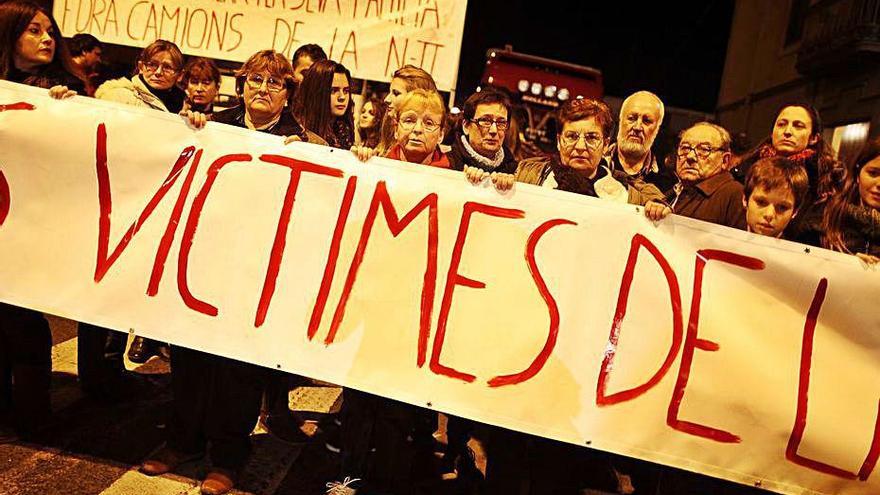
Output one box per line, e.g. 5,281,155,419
1,1,879,495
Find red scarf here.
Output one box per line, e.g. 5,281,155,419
385,145,450,169
758,143,816,166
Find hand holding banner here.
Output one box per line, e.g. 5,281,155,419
1,81,879,494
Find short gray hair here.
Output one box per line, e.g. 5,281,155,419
682,121,731,150
620,90,665,128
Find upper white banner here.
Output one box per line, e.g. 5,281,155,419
2,81,880,495
52,0,468,91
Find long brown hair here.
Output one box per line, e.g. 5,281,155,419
357,95,387,148
746,103,841,202
823,137,880,252
291,59,354,146
0,1,73,84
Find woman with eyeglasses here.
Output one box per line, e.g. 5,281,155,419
212,50,325,143
92,40,187,367
291,59,355,149
351,88,449,167
373,64,437,155
452,88,519,191
515,98,663,205
139,51,324,495
95,39,185,113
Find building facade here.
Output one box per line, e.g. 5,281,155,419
718,0,880,163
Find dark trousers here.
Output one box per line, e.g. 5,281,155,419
445,415,473,459
168,346,265,471
263,369,306,417
0,303,52,434
76,322,126,394
339,388,420,493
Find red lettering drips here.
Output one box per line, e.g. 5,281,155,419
0,169,8,226
308,175,357,340
596,234,684,405
147,149,203,296
254,155,344,327
786,278,880,480
488,218,576,388
326,181,439,370
177,154,252,316
0,99,38,225
94,123,197,282
431,202,525,383
0,102,35,112
667,249,765,443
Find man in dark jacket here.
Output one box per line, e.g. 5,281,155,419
449,89,518,177
606,91,679,195
645,122,746,229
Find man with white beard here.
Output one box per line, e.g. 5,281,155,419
606,91,679,195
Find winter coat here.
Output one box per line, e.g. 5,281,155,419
604,142,679,196
95,75,184,113
674,172,746,230
212,106,328,144
515,156,664,206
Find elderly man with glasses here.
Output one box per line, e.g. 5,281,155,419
644,121,746,229
514,98,663,205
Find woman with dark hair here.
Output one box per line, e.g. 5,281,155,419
356,95,386,148
0,0,81,91
95,39,186,113
180,57,221,116
0,0,72,444
291,59,354,149
733,103,843,245
823,138,880,264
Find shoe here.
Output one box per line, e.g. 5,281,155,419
140,445,203,476
265,412,310,444
326,476,360,494
127,336,155,364
201,469,236,495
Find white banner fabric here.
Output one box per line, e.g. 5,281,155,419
52,0,468,91
1,81,880,495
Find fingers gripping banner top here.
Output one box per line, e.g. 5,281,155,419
53,0,468,91
2,81,880,494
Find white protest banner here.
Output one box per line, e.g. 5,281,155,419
52,0,468,91
2,81,880,494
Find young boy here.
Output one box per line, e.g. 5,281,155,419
743,156,809,238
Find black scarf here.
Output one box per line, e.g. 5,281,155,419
138,75,185,113
547,156,608,197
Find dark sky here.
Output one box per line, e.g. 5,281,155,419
453,0,735,113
